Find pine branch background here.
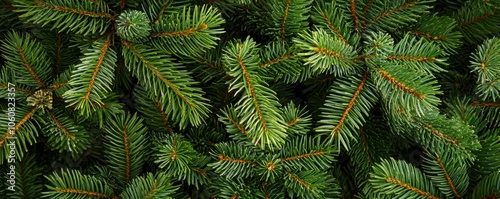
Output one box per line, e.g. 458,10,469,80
0,0,499,198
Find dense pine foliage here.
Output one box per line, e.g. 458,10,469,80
0,0,499,198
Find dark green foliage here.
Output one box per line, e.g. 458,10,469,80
0,0,500,198
119,172,179,199
469,37,500,101
471,170,500,199
102,112,148,187
1,31,52,88
369,158,444,198
121,41,211,129
11,0,112,36
222,37,288,150
149,5,225,57
5,154,43,199
42,169,116,198
63,36,117,117
294,29,359,76
315,70,378,150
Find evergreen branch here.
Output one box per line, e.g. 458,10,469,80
458,9,498,28
283,170,337,198
384,178,440,199
453,2,500,43
0,83,33,95
43,169,116,198
52,82,67,90
470,135,500,182
469,37,500,101
17,47,45,88
12,0,112,35
411,112,481,162
387,55,435,62
420,123,458,144
0,106,39,164
369,158,443,198
237,54,268,134
363,0,375,18
32,0,112,19
83,36,111,100
409,30,445,41
287,117,300,127
42,108,91,157
365,0,434,32
279,136,336,170
228,116,248,136
218,154,256,164
103,113,148,186
422,147,469,198
360,129,372,164
223,37,287,149
388,33,447,74
260,54,294,69
399,14,464,54
285,171,310,188
280,0,290,40
294,29,358,75
332,71,367,135
373,63,441,117
378,69,423,99
256,155,283,183
371,1,416,23
316,70,378,149
120,172,179,199
218,106,255,144
210,177,256,199
198,57,225,71
311,2,359,46
151,23,208,37
471,170,500,199
317,11,348,45
281,151,325,161
209,142,257,179
436,157,460,198
48,111,75,140
444,97,489,133
52,68,72,98
0,31,52,88
54,189,115,198
177,156,211,188
123,125,131,182
141,0,189,24
134,85,174,133
149,5,225,56
122,42,191,105
258,41,302,77
278,103,313,142
55,30,61,74
63,36,116,117
0,107,36,148
154,101,173,133
262,0,312,40
122,40,210,128
151,0,168,24
154,134,200,178
350,119,395,188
